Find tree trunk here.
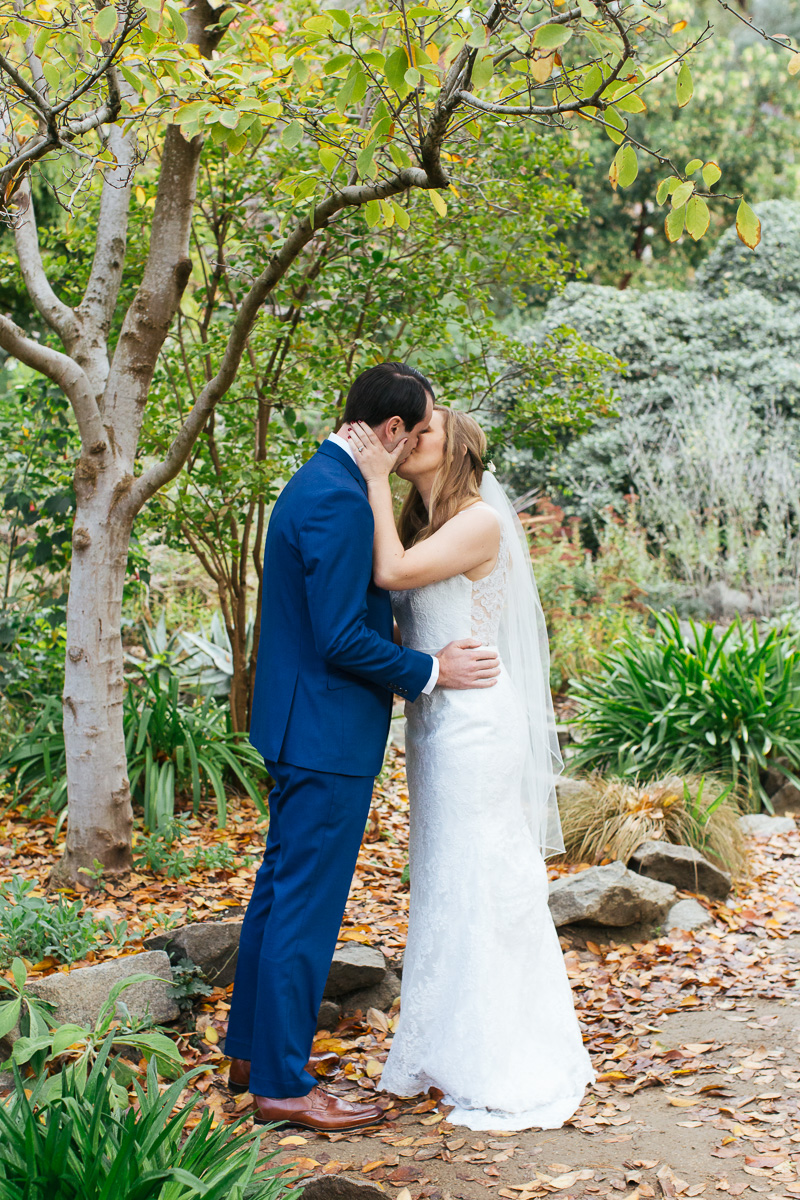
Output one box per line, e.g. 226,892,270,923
51,455,135,886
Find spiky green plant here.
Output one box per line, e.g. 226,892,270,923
571,611,800,811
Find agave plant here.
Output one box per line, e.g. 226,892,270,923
572,611,800,811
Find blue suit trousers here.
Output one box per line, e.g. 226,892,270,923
224,760,374,1098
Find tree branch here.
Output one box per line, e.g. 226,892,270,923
13,180,79,344
0,314,105,448
126,166,429,511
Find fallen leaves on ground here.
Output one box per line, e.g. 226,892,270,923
1,750,800,1200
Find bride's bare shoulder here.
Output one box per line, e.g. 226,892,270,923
449,502,502,540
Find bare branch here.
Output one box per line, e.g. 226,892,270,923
0,314,105,447
13,179,79,344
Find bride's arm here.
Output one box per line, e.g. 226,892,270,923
347,422,500,591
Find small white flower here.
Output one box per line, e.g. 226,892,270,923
486,460,497,474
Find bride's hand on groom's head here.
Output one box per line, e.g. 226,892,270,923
347,421,406,482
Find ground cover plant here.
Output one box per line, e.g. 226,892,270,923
571,611,800,809
0,876,121,969
557,773,745,873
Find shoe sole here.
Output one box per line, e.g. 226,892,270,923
253,1113,386,1132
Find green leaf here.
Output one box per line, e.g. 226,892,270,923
656,175,680,205
356,142,376,179
318,146,340,172
471,53,494,88
385,46,409,92
702,160,721,189
327,8,351,28
324,53,352,75
736,198,761,250
363,200,381,228
533,23,572,49
427,188,447,217
671,180,694,208
282,120,303,149
685,194,710,241
33,26,51,55
676,60,693,107
388,143,411,170
616,143,638,188
665,204,685,242
303,14,333,34
166,4,187,42
0,999,20,1042
92,4,118,40
293,57,309,84
581,63,603,99
390,198,411,230
51,1023,89,1057
404,67,421,87
685,157,702,174
11,958,25,991
603,107,626,145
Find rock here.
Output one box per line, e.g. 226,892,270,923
324,944,387,998
26,951,178,1029
703,582,759,620
760,760,791,798
316,999,342,1031
340,970,401,1016
548,861,677,928
556,777,588,804
665,899,712,932
146,921,243,987
739,814,796,837
629,840,731,899
302,1176,386,1200
771,781,800,814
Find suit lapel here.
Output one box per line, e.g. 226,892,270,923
317,439,368,495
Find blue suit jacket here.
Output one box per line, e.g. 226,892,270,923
249,440,434,776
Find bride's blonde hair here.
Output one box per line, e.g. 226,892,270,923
398,407,487,548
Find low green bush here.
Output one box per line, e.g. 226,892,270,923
572,612,800,810
0,1039,297,1200
0,674,268,829
0,877,119,970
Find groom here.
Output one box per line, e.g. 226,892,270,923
224,362,500,1132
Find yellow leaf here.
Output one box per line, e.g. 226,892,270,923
135,186,146,205
530,52,555,83
789,50,800,76
279,1135,308,1145
736,198,761,250
365,1058,383,1078
672,20,688,32
427,188,447,216
203,1027,219,1045
397,1191,412,1200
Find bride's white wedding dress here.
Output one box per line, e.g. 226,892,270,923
381,514,595,1131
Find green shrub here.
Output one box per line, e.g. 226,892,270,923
0,877,114,969
571,611,800,810
0,1041,296,1199
133,818,255,879
0,675,268,829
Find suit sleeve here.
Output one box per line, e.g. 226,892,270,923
299,487,434,702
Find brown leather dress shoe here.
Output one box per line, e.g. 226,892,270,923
228,1053,336,1095
253,1085,385,1132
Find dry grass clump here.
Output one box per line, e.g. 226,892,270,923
558,773,746,877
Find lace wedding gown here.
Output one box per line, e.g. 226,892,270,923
382,524,595,1131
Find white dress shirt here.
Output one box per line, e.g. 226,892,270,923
327,432,438,695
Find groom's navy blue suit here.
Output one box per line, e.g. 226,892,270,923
225,439,433,1098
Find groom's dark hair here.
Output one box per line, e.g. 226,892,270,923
343,362,434,431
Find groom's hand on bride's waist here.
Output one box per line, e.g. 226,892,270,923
435,640,500,689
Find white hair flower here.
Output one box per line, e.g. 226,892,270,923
486,460,497,474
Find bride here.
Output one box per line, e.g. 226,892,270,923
346,406,594,1132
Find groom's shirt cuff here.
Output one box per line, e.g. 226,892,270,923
422,656,439,695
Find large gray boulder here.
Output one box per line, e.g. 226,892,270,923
770,781,800,814
324,944,387,998
548,861,677,928
739,814,796,837
665,899,712,933
147,920,243,987
26,951,179,1028
629,840,731,899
